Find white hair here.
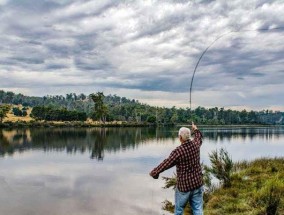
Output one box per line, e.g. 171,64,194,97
178,127,191,141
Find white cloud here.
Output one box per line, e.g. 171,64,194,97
0,0,8,6
0,0,283,110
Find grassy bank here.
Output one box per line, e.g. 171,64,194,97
205,158,284,215
163,157,284,215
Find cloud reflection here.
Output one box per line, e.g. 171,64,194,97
0,127,284,214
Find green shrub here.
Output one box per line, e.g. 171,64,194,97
162,174,177,190
208,148,234,188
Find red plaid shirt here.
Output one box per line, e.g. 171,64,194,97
151,130,203,192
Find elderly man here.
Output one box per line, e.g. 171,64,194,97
149,122,203,215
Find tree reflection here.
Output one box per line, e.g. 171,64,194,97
0,127,283,160
90,129,105,160
201,127,282,142
0,127,160,160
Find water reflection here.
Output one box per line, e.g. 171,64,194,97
0,127,176,160
202,127,283,142
0,126,284,215
1,127,283,160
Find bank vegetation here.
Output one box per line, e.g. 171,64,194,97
162,149,284,215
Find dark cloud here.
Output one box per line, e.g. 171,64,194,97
8,0,61,12
9,57,44,65
45,64,67,70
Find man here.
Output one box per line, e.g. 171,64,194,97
149,122,203,215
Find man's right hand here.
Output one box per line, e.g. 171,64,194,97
192,121,198,131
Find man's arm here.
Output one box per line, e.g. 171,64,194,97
149,149,179,179
191,122,203,147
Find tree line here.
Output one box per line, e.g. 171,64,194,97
0,90,283,125
31,106,87,121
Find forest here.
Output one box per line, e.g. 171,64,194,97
0,90,283,125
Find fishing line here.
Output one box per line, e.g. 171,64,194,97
189,26,284,110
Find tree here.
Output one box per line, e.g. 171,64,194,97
146,115,156,123
170,107,178,124
4,91,14,103
22,110,28,117
89,92,108,122
13,107,23,116
79,93,87,100
0,104,11,122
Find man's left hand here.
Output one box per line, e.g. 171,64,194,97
149,170,159,179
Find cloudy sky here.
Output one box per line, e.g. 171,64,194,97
0,0,283,110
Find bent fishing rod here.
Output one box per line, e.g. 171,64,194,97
189,26,284,110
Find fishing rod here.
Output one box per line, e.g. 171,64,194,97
189,26,284,110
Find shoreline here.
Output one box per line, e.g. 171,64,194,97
178,124,282,128
0,120,281,128
0,120,155,128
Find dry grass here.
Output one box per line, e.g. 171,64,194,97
3,105,33,122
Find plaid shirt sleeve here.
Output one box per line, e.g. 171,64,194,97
192,129,202,147
151,149,179,176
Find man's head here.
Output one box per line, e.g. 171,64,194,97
178,127,191,143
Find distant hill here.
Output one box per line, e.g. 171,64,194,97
0,90,283,125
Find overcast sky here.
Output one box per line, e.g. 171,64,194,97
0,0,283,110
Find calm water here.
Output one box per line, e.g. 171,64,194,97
0,126,284,215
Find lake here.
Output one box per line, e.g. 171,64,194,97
0,126,284,215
